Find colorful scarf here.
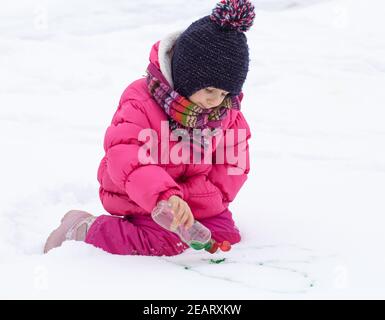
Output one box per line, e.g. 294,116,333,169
145,62,241,149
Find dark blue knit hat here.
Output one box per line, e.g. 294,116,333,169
172,0,256,98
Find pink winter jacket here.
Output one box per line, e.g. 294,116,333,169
97,36,251,220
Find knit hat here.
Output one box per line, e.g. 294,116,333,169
172,0,255,98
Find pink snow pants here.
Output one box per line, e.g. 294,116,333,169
85,209,241,256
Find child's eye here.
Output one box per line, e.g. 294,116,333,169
205,88,228,97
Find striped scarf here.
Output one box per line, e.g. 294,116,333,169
146,63,240,131
145,62,241,149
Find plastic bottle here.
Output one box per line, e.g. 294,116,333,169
151,200,231,254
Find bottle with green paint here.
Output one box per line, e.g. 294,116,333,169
151,200,231,254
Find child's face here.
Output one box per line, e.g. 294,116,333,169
188,87,229,109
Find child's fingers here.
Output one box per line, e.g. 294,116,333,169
185,213,194,230
184,206,194,229
170,202,183,228
169,199,179,216
176,203,194,230
179,208,190,229
174,204,187,227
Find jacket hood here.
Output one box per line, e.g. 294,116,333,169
148,30,183,90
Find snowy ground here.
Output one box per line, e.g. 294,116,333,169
1,0,384,299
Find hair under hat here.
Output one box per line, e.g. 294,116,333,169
172,0,256,98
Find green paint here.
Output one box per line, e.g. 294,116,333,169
190,241,208,250
209,258,226,264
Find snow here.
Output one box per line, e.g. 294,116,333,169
0,0,384,299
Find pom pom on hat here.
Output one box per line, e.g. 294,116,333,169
172,0,255,98
210,0,256,32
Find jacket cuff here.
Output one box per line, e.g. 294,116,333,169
157,188,184,203
179,182,189,200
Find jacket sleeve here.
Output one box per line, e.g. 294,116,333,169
104,99,183,213
208,111,251,204
179,169,227,218
179,111,251,215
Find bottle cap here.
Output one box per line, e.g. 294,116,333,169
204,239,219,254
219,241,231,252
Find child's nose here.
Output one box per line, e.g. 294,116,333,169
207,95,222,108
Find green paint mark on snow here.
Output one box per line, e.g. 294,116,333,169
209,258,226,264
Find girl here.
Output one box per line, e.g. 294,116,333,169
44,0,254,256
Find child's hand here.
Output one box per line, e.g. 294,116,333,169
167,195,194,231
